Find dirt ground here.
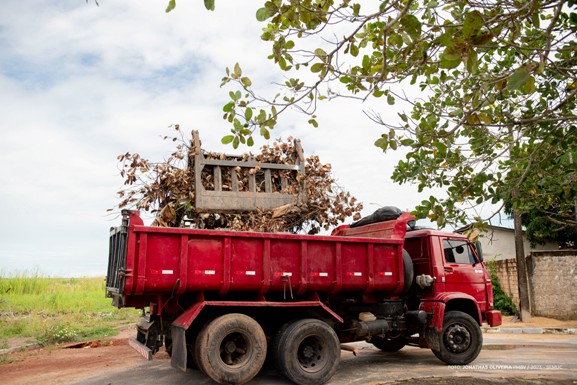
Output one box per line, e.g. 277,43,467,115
0,325,159,385
1,317,576,385
497,315,577,329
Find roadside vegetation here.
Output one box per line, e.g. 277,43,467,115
0,271,140,351
486,261,517,316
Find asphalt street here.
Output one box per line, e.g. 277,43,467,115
70,333,577,385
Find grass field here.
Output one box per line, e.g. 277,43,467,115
0,272,140,349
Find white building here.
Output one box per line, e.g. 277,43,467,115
456,224,558,261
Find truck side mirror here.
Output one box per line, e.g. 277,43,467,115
474,240,483,262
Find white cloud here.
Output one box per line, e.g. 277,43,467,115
0,0,432,276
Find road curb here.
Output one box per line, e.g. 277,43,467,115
0,342,42,356
483,327,577,335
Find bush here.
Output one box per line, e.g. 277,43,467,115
36,324,80,346
486,260,517,316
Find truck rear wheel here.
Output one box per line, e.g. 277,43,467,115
273,319,340,385
195,313,267,385
432,311,482,365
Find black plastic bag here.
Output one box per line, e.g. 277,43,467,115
350,206,402,228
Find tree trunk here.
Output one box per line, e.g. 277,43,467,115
512,202,531,322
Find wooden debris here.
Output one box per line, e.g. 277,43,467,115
114,126,363,233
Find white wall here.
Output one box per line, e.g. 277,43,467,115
477,227,558,261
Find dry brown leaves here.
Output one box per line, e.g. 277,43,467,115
114,126,362,234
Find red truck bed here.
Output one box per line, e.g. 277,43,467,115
107,211,414,306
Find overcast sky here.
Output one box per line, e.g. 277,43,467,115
0,0,450,277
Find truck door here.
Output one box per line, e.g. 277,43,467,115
442,238,487,312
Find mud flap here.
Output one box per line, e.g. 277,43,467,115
170,324,187,372
424,327,441,351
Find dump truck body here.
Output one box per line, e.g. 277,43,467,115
106,210,501,385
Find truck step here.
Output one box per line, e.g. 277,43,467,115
128,337,153,360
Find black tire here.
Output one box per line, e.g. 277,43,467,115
273,319,340,385
186,339,198,370
402,249,414,293
195,314,267,385
432,311,482,365
165,338,172,356
371,336,406,352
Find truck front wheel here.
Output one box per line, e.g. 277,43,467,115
273,319,340,385
432,311,482,365
195,313,267,385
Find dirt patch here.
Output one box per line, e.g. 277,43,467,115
0,325,152,385
501,316,577,329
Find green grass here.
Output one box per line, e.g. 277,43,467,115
0,272,140,347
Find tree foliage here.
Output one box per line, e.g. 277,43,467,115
210,0,577,231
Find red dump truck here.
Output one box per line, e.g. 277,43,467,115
106,208,502,385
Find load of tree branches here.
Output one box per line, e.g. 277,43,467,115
114,125,362,234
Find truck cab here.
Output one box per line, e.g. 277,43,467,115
404,229,501,330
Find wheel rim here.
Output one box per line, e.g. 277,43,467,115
297,336,328,373
444,323,471,353
219,332,251,367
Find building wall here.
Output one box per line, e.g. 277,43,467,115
492,251,577,320
478,227,558,261
527,251,577,320
492,258,519,305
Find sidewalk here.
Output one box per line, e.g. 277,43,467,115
483,315,577,335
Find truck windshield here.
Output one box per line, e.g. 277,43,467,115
443,239,476,264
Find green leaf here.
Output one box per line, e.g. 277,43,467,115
466,49,478,74
463,10,484,41
165,0,176,13
233,63,242,78
308,118,319,128
350,44,359,57
401,138,414,146
362,55,370,69
233,136,239,149
314,48,327,58
278,56,288,70
387,94,395,105
400,15,422,40
241,77,252,87
223,102,235,112
440,54,461,69
522,75,536,94
260,126,270,139
388,33,403,48
221,135,234,145
245,107,253,121
311,63,324,73
247,136,254,147
507,68,530,91
204,0,215,11
256,7,275,22
374,137,388,151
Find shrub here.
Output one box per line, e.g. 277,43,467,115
486,260,517,316
36,324,80,346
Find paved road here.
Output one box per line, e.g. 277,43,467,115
70,334,577,385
